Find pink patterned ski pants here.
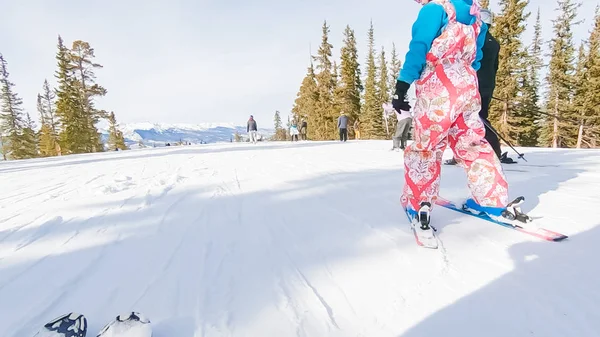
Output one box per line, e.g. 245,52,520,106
401,67,509,212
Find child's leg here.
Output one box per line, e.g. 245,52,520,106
401,109,452,212
448,110,509,208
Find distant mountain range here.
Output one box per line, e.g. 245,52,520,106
100,122,274,147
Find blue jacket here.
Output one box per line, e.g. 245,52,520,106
398,0,488,84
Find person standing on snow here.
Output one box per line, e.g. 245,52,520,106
391,0,530,236
353,119,361,140
290,121,300,141
337,112,348,142
391,108,413,151
444,8,515,165
300,119,308,140
247,115,258,144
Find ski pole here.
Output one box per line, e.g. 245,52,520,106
481,119,527,162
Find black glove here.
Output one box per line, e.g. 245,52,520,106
392,80,411,111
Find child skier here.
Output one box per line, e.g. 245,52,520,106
391,0,530,239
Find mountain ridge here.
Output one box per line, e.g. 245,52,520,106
100,122,274,146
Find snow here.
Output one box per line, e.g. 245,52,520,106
1,140,599,337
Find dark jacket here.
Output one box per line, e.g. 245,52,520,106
337,115,348,129
477,29,500,95
247,119,257,132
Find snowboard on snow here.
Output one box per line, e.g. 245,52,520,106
33,312,151,337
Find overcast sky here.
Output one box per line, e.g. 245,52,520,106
1,0,597,126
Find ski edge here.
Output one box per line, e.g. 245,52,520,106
435,197,568,242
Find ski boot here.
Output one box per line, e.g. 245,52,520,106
463,197,532,227
444,157,458,165
97,312,152,337
34,312,87,337
417,202,432,231
500,152,517,164
501,196,532,223
406,201,438,248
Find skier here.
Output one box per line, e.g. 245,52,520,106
337,111,348,142
300,119,308,140
290,121,300,141
444,8,515,165
391,108,412,151
353,119,361,140
391,0,529,238
247,115,258,144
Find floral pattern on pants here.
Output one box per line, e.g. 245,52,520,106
401,0,508,212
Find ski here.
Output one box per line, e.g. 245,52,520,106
97,312,152,337
435,197,568,242
33,312,87,337
402,205,439,249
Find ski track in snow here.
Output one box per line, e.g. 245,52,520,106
0,141,599,337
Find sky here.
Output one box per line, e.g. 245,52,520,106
1,0,598,127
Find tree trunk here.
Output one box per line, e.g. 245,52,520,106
0,134,6,160
576,120,584,149
552,92,559,148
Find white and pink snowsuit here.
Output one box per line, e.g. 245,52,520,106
401,0,509,212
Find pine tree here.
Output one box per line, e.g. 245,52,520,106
292,62,319,140
21,113,38,157
572,43,588,148
361,21,386,139
54,35,81,154
331,61,342,115
540,0,581,148
37,79,61,156
70,40,108,152
106,111,127,150
0,134,7,160
376,47,392,137
528,8,544,113
389,43,402,97
489,0,531,144
273,110,286,140
38,93,54,157
338,25,362,137
0,53,33,160
515,8,544,146
313,21,336,140
578,7,600,147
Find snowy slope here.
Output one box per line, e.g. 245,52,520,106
99,122,274,146
0,141,599,337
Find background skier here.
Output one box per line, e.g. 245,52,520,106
247,115,258,144
391,0,528,239
391,108,412,151
300,119,308,140
337,112,348,142
290,121,300,141
353,119,361,140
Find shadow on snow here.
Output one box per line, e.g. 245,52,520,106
0,143,597,336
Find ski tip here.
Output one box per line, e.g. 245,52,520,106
552,234,569,242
